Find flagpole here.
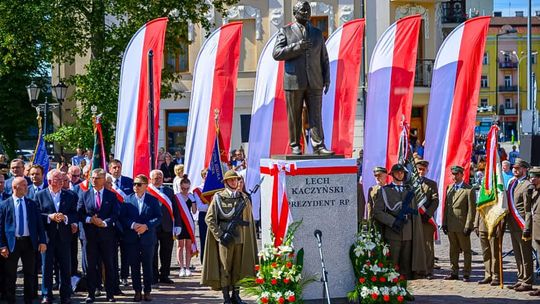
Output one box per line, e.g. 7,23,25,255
498,221,503,289
148,49,156,170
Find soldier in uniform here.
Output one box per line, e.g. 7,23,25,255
529,166,540,297
202,170,257,304
415,160,439,279
373,164,426,279
505,158,534,292
474,206,501,286
442,165,476,282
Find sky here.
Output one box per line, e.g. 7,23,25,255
494,0,540,16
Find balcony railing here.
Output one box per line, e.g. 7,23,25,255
498,85,518,92
415,59,434,87
499,61,518,69
441,1,467,24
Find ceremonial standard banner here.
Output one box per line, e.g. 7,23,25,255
115,17,168,178
322,19,365,157
184,22,243,190
423,16,490,224
361,15,421,200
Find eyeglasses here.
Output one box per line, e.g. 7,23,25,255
134,183,147,187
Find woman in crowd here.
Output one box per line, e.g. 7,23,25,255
176,175,197,277
157,147,166,169
173,164,184,194
160,153,175,183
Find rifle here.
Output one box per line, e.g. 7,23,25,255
220,198,250,246
391,189,417,232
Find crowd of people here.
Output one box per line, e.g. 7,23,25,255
358,148,540,299
0,146,256,304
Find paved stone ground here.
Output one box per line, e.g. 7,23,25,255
10,227,540,303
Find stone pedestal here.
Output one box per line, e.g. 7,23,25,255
259,158,357,300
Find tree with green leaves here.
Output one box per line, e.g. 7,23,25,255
1,0,238,157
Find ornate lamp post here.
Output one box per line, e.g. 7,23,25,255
26,82,62,154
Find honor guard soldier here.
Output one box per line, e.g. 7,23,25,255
474,204,501,286
529,166,540,297
202,170,257,304
442,165,476,282
374,164,425,280
415,160,439,279
505,158,534,292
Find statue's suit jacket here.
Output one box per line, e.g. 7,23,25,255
272,22,330,91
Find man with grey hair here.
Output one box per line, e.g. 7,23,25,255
502,160,513,189
148,169,182,284
68,165,83,189
35,169,78,304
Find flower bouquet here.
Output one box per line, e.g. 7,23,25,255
239,221,315,304
348,224,410,303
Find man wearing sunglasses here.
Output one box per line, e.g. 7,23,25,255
120,175,162,302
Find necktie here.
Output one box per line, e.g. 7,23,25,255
96,191,101,210
115,179,120,188
17,199,24,236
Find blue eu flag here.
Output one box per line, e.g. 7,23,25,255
33,134,49,174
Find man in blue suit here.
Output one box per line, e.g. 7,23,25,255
4,159,32,195
35,169,78,304
120,174,161,302
27,165,46,200
0,177,47,304
77,168,120,303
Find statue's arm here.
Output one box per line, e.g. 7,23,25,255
321,43,330,86
272,29,303,61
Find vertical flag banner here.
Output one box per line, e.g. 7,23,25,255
198,129,226,203
32,130,49,175
477,124,508,237
115,17,168,178
362,15,422,199
322,19,365,157
91,114,107,171
184,22,243,190
423,16,490,224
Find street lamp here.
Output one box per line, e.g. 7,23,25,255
495,28,518,141
509,50,538,142
51,81,68,155
26,82,61,138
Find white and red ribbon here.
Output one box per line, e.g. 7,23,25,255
147,184,175,221
110,185,126,203
507,178,525,230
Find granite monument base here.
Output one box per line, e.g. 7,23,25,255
260,158,358,300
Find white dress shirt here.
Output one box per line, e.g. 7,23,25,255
12,195,29,237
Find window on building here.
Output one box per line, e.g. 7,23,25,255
480,98,488,107
504,75,512,87
166,43,189,73
310,16,329,40
480,75,488,88
483,52,489,65
166,110,189,154
240,114,251,143
503,53,511,63
505,98,513,109
238,19,257,72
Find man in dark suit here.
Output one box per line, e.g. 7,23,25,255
148,170,181,284
0,174,8,200
0,177,47,304
36,169,78,304
27,165,46,200
272,0,332,156
108,159,133,284
120,175,162,302
4,159,32,195
68,165,83,189
77,168,120,303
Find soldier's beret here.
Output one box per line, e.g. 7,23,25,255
513,158,530,169
373,166,387,174
451,165,464,174
222,169,240,182
529,166,540,176
415,159,429,167
390,164,406,173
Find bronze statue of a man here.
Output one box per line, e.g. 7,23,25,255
272,0,334,156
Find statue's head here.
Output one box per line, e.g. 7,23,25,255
293,1,311,25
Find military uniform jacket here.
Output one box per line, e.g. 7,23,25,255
373,185,414,241
420,177,439,218
367,184,382,220
206,190,249,245
443,183,476,232
272,22,330,90
506,177,533,232
530,188,540,240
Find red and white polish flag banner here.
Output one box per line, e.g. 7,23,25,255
423,17,490,224
361,15,421,201
184,22,243,190
322,19,365,157
115,17,168,178
246,19,365,219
